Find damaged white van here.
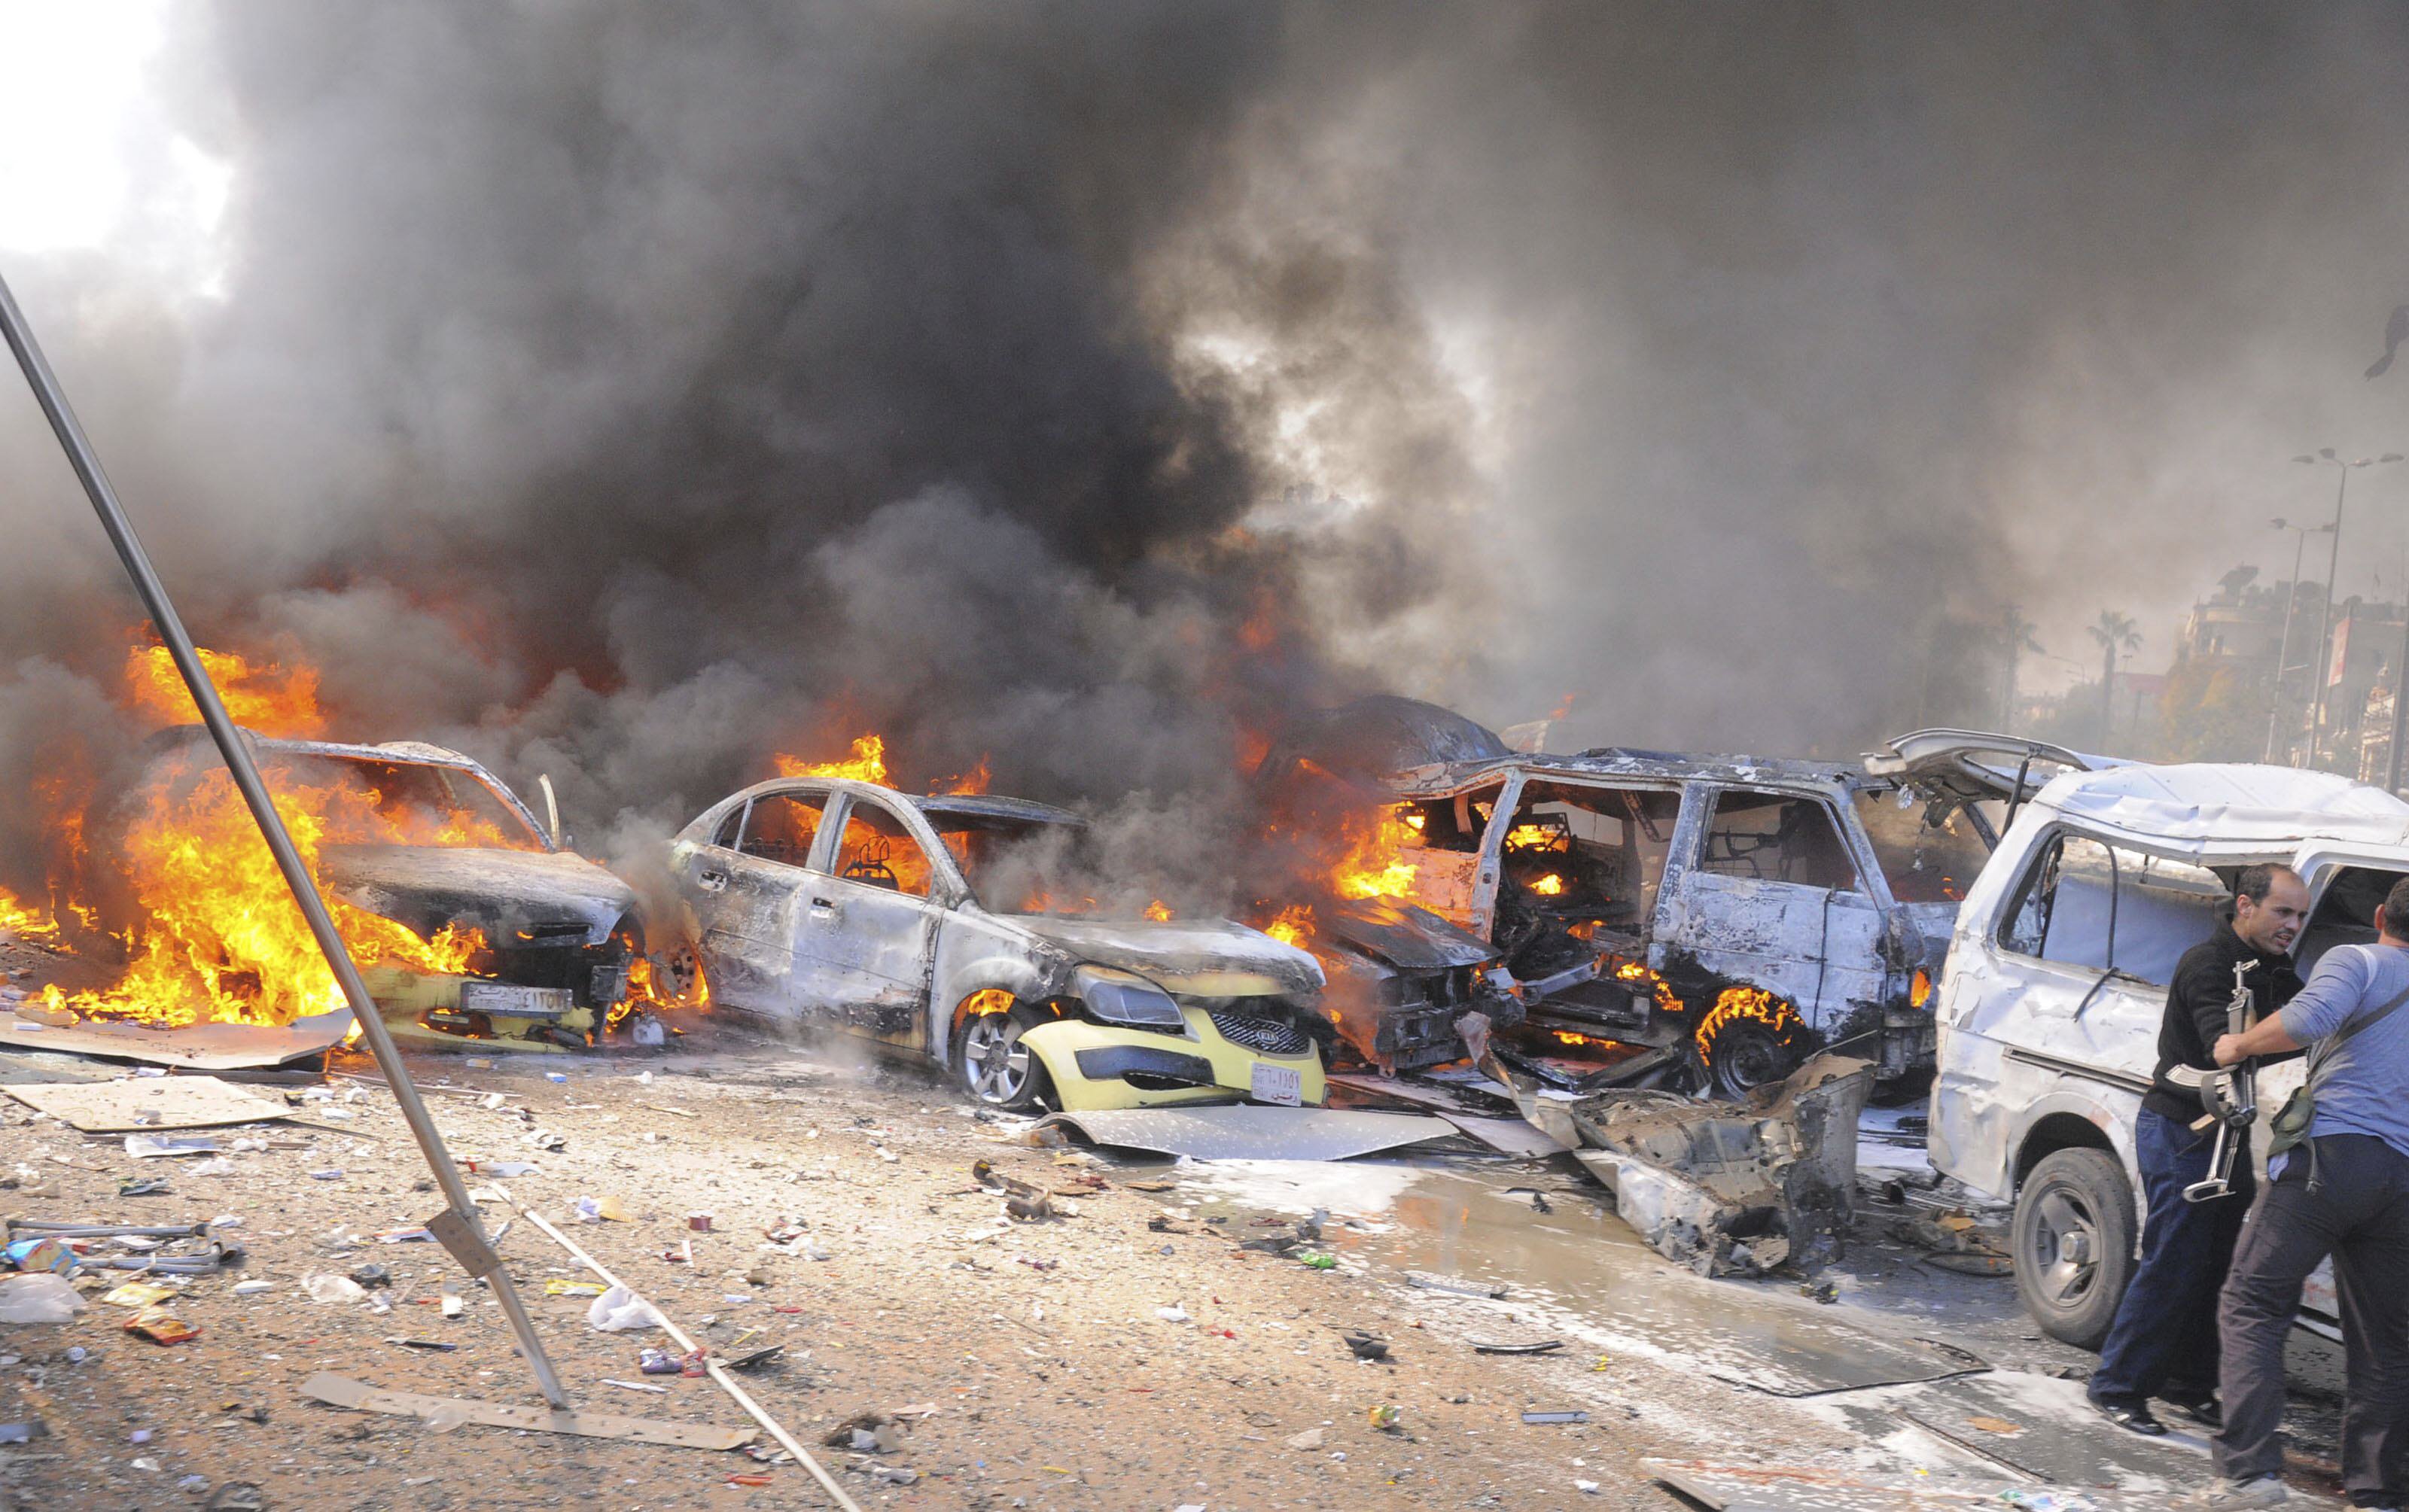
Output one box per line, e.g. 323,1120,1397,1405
1926,762,2409,1347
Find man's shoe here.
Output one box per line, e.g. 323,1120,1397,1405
2091,1396,2167,1436
2179,1475,2290,1508
2161,1391,2223,1429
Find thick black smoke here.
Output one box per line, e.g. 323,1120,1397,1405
5,2,2409,911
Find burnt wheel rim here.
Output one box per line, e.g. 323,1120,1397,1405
1706,1021,1796,1098
961,1015,1031,1104
2027,1186,2100,1309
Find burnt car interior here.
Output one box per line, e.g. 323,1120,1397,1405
1697,789,1859,892
833,802,936,896
1485,783,1679,977
724,791,826,866
271,753,545,853
1850,787,1996,904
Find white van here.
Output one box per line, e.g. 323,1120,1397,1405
1926,761,2409,1347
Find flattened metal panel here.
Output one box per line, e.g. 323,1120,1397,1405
1643,1460,2175,1510
1041,1105,1456,1161
3,1075,288,1132
0,1004,351,1069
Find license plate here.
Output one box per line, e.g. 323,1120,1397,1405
1249,1063,1302,1106
460,981,574,1020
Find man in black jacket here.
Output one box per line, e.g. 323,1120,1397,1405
2088,863,2309,1435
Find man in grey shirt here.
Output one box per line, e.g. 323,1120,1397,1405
2180,874,2409,1510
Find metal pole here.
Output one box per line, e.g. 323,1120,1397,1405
0,272,570,1409
2264,527,2310,762
2391,594,2409,794
2308,464,2350,765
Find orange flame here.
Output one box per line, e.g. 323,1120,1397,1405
1531,873,1564,896
1693,984,1801,1060
933,756,991,796
0,891,59,942
126,645,325,738
774,734,888,785
1144,899,1173,922
32,749,498,1030
1332,808,1423,901
1610,956,1685,1016
1263,904,1312,948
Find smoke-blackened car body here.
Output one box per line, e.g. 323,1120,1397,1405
665,776,1329,1112
1361,725,2098,1091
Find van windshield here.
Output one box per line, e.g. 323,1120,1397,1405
1853,789,1994,904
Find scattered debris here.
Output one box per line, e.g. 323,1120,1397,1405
1405,1270,1506,1298
1470,1339,1564,1355
1567,1054,1875,1275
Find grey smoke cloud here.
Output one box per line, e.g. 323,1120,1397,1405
2,0,2408,902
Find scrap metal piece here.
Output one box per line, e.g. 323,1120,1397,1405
1571,1054,1875,1276
1039,1105,1455,1161
301,1373,753,1450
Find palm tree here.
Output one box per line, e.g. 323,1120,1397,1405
2088,610,2143,747
2000,605,2045,733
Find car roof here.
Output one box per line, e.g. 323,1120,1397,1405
2032,762,2409,853
1397,747,1878,796
909,793,1085,829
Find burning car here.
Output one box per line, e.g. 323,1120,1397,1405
665,774,1329,1111
1277,711,2097,1094
0,725,649,1063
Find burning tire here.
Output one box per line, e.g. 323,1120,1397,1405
952,1002,1054,1112
1695,987,1806,1099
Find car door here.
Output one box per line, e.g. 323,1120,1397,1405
799,793,947,1039
676,789,834,1021
1661,785,1871,1030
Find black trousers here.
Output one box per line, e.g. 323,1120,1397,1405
2215,1133,2409,1501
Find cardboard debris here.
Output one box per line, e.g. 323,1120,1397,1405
302,1372,755,1450
5,1075,290,1133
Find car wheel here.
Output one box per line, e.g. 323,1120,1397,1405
1700,1017,1804,1100
953,1005,1053,1113
2013,1147,2136,1351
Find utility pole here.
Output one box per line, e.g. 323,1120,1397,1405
2264,518,2329,762
2298,449,2404,768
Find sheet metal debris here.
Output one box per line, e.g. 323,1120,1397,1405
1039,1105,1455,1161
1568,1054,1875,1276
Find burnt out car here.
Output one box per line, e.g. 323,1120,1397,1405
666,776,1329,1112
114,729,644,1051
1378,730,2099,1092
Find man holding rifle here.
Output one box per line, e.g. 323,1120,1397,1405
2183,873,2409,1511
2090,864,2307,1437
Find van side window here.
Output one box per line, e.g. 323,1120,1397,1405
1698,790,1861,893
1996,833,2227,984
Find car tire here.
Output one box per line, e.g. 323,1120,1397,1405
952,1004,1055,1114
2013,1147,2136,1352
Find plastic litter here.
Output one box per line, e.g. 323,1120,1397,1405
124,1135,219,1159
546,1072,568,1084
303,1273,369,1304
190,1158,236,1177
419,1402,470,1434
1154,1305,1192,1324
117,1176,172,1197
0,1273,85,1323
5,1238,75,1276
586,1284,665,1332
102,1282,178,1309
349,1264,392,1289
123,1307,201,1345
233,1281,273,1296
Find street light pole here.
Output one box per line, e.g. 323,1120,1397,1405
2298,450,2404,768
2264,518,2331,762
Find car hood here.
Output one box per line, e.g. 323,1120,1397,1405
1007,916,1325,998
320,844,636,948
1315,899,1497,971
